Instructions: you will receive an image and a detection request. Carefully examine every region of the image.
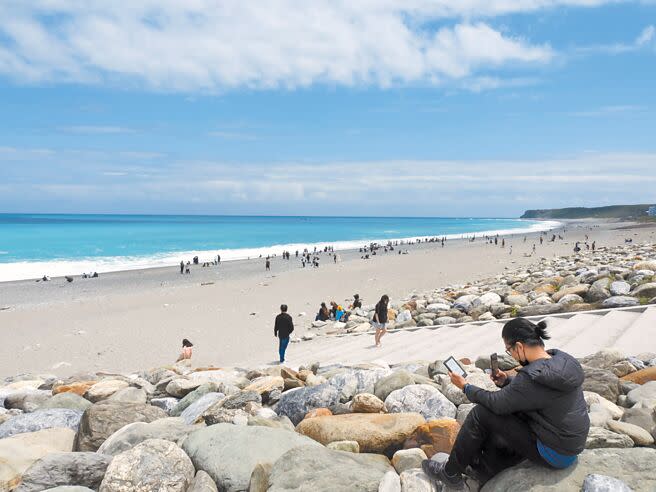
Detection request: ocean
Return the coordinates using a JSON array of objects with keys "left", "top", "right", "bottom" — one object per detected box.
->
[{"left": 0, "top": 214, "right": 559, "bottom": 282}]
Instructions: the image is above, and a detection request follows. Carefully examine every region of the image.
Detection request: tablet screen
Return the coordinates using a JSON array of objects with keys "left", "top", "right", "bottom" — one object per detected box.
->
[{"left": 444, "top": 357, "right": 466, "bottom": 377}]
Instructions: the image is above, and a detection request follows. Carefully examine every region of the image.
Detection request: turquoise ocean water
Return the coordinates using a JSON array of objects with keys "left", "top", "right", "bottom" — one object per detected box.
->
[{"left": 0, "top": 214, "right": 558, "bottom": 281}]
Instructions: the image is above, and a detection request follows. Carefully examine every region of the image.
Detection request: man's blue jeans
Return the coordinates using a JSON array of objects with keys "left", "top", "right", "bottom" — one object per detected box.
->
[{"left": 278, "top": 337, "right": 290, "bottom": 362}]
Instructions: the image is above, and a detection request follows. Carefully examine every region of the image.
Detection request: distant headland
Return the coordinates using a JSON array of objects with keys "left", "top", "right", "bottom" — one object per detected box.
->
[{"left": 521, "top": 204, "right": 656, "bottom": 220}]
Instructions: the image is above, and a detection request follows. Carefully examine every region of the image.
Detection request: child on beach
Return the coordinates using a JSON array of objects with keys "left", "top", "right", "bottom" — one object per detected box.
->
[{"left": 176, "top": 339, "right": 193, "bottom": 362}]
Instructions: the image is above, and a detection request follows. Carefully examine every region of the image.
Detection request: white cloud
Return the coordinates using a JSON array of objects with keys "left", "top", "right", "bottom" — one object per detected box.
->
[
  {"left": 61, "top": 126, "right": 135, "bottom": 134},
  {"left": 208, "top": 131, "right": 257, "bottom": 141},
  {"left": 0, "top": 1, "right": 564, "bottom": 91},
  {"left": 636, "top": 25, "right": 655, "bottom": 46}
]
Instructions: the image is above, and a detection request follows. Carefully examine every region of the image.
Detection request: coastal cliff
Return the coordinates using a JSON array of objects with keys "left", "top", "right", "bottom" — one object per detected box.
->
[{"left": 521, "top": 204, "right": 654, "bottom": 220}]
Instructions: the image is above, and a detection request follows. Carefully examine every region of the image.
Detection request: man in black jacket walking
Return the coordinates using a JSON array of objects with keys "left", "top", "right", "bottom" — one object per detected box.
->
[
  {"left": 423, "top": 318, "right": 589, "bottom": 488},
  {"left": 274, "top": 304, "right": 294, "bottom": 363}
]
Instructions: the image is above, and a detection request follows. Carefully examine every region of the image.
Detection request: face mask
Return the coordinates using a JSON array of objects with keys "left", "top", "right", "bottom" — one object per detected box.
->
[{"left": 518, "top": 358, "right": 530, "bottom": 367}]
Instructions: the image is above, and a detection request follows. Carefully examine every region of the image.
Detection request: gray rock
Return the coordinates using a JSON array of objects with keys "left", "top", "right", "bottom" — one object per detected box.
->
[
  {"left": 0, "top": 409, "right": 82, "bottom": 438},
  {"left": 504, "top": 294, "right": 528, "bottom": 307},
  {"left": 40, "top": 393, "right": 92, "bottom": 412},
  {"left": 610, "top": 281, "right": 631, "bottom": 296},
  {"left": 517, "top": 304, "right": 563, "bottom": 317},
  {"left": 607, "top": 420, "right": 654, "bottom": 446},
  {"left": 427, "top": 360, "right": 448, "bottom": 378},
  {"left": 188, "top": 470, "right": 218, "bottom": 492},
  {"left": 392, "top": 448, "right": 427, "bottom": 474},
  {"left": 219, "top": 390, "right": 261, "bottom": 410},
  {"left": 166, "top": 378, "right": 202, "bottom": 398},
  {"left": 385, "top": 384, "right": 456, "bottom": 420},
  {"left": 267, "top": 445, "right": 392, "bottom": 492},
  {"left": 626, "top": 381, "right": 656, "bottom": 409},
  {"left": 14, "top": 452, "right": 112, "bottom": 492},
  {"left": 585, "top": 427, "right": 634, "bottom": 448},
  {"left": 621, "top": 407, "right": 656, "bottom": 439},
  {"left": 43, "top": 488, "right": 94, "bottom": 492},
  {"left": 582, "top": 366, "right": 621, "bottom": 403},
  {"left": 3, "top": 390, "right": 51, "bottom": 412},
  {"left": 328, "top": 369, "right": 391, "bottom": 403},
  {"left": 170, "top": 383, "right": 219, "bottom": 416},
  {"left": 150, "top": 397, "right": 179, "bottom": 414},
  {"left": 97, "top": 417, "right": 197, "bottom": 456},
  {"left": 399, "top": 469, "right": 438, "bottom": 492},
  {"left": 581, "top": 349, "right": 627, "bottom": 371},
  {"left": 274, "top": 384, "right": 340, "bottom": 425},
  {"left": 601, "top": 296, "right": 639, "bottom": 308},
  {"left": 74, "top": 401, "right": 167, "bottom": 452},
  {"left": 182, "top": 423, "right": 322, "bottom": 492},
  {"left": 632, "top": 282, "right": 656, "bottom": 299},
  {"left": 378, "top": 470, "right": 402, "bottom": 492},
  {"left": 107, "top": 387, "right": 147, "bottom": 405},
  {"left": 180, "top": 392, "right": 225, "bottom": 424},
  {"left": 481, "top": 448, "right": 656, "bottom": 491},
  {"left": 581, "top": 474, "right": 633, "bottom": 492},
  {"left": 586, "top": 278, "right": 611, "bottom": 303},
  {"left": 456, "top": 403, "right": 476, "bottom": 425},
  {"left": 374, "top": 370, "right": 416, "bottom": 401},
  {"left": 99, "top": 438, "right": 194, "bottom": 492}
]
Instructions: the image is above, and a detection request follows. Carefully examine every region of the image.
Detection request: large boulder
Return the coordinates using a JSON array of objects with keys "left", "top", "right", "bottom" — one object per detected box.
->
[
  {"left": 621, "top": 407, "right": 656, "bottom": 439},
  {"left": 402, "top": 418, "right": 461, "bottom": 457},
  {"left": 582, "top": 367, "right": 621, "bottom": 403},
  {"left": 99, "top": 439, "right": 194, "bottom": 492},
  {"left": 517, "top": 304, "right": 563, "bottom": 317},
  {"left": 182, "top": 423, "right": 321, "bottom": 492},
  {"left": 166, "top": 379, "right": 202, "bottom": 398},
  {"left": 621, "top": 366, "right": 656, "bottom": 385},
  {"left": 0, "top": 429, "right": 75, "bottom": 492},
  {"left": 170, "top": 383, "right": 220, "bottom": 416},
  {"left": 581, "top": 349, "right": 627, "bottom": 371},
  {"left": 3, "top": 390, "right": 51, "bottom": 412},
  {"left": 180, "top": 393, "right": 225, "bottom": 425},
  {"left": 0, "top": 409, "right": 83, "bottom": 439},
  {"left": 274, "top": 384, "right": 340, "bottom": 425},
  {"left": 295, "top": 413, "right": 425, "bottom": 455},
  {"left": 552, "top": 284, "right": 589, "bottom": 302},
  {"left": 84, "top": 380, "right": 129, "bottom": 403},
  {"left": 14, "top": 452, "right": 112, "bottom": 492},
  {"left": 267, "top": 445, "right": 392, "bottom": 492},
  {"left": 374, "top": 370, "right": 416, "bottom": 402},
  {"left": 632, "top": 282, "right": 656, "bottom": 299},
  {"left": 74, "top": 402, "right": 166, "bottom": 452},
  {"left": 585, "top": 427, "right": 634, "bottom": 449},
  {"left": 586, "top": 278, "right": 611, "bottom": 303},
  {"left": 481, "top": 448, "right": 656, "bottom": 492},
  {"left": 97, "top": 417, "right": 198, "bottom": 456},
  {"left": 40, "top": 393, "right": 92, "bottom": 412},
  {"left": 610, "top": 281, "right": 631, "bottom": 296},
  {"left": 188, "top": 470, "right": 218, "bottom": 492},
  {"left": 328, "top": 369, "right": 391, "bottom": 403},
  {"left": 601, "top": 296, "right": 639, "bottom": 308},
  {"left": 385, "top": 385, "right": 456, "bottom": 420},
  {"left": 106, "top": 387, "right": 147, "bottom": 405},
  {"left": 626, "top": 381, "right": 656, "bottom": 409}
]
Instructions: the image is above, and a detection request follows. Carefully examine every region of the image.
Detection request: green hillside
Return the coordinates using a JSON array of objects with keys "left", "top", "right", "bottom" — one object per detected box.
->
[{"left": 521, "top": 204, "right": 654, "bottom": 219}]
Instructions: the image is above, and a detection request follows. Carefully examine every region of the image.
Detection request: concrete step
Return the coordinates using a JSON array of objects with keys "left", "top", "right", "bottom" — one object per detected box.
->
[
  {"left": 559, "top": 309, "right": 643, "bottom": 357},
  {"left": 611, "top": 307, "right": 656, "bottom": 356}
]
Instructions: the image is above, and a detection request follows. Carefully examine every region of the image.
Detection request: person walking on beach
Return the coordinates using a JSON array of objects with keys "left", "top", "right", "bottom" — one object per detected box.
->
[
  {"left": 373, "top": 294, "right": 389, "bottom": 348},
  {"left": 274, "top": 304, "right": 294, "bottom": 363},
  {"left": 180, "top": 261, "right": 184, "bottom": 274},
  {"left": 266, "top": 258, "right": 271, "bottom": 271},
  {"left": 176, "top": 339, "right": 193, "bottom": 362}
]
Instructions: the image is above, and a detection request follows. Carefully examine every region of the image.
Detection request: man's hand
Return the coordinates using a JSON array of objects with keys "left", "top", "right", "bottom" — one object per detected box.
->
[
  {"left": 449, "top": 371, "right": 466, "bottom": 390},
  {"left": 491, "top": 369, "right": 508, "bottom": 387}
]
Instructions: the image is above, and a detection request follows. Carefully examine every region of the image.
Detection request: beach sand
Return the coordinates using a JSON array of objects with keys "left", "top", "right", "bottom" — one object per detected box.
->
[{"left": 1, "top": 219, "right": 655, "bottom": 378}]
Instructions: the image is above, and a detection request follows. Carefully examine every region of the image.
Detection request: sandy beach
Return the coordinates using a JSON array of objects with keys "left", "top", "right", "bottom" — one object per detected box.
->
[{"left": 1, "top": 219, "right": 655, "bottom": 379}]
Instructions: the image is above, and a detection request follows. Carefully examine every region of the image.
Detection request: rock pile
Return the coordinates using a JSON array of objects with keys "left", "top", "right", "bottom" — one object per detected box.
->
[
  {"left": 1, "top": 347, "right": 656, "bottom": 491},
  {"left": 304, "top": 243, "right": 656, "bottom": 339}
]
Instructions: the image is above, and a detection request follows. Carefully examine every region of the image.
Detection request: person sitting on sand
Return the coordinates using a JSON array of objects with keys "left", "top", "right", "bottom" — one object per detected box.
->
[
  {"left": 422, "top": 318, "right": 589, "bottom": 488},
  {"left": 176, "top": 339, "right": 193, "bottom": 362},
  {"left": 315, "top": 302, "right": 330, "bottom": 321},
  {"left": 350, "top": 294, "right": 362, "bottom": 310},
  {"left": 373, "top": 294, "right": 389, "bottom": 347}
]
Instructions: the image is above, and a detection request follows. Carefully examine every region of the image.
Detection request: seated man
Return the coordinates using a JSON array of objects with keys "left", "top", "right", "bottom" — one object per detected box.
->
[{"left": 423, "top": 318, "right": 590, "bottom": 488}]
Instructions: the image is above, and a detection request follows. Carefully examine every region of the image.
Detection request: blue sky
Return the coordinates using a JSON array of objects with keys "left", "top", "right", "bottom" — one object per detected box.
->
[{"left": 0, "top": 1, "right": 655, "bottom": 217}]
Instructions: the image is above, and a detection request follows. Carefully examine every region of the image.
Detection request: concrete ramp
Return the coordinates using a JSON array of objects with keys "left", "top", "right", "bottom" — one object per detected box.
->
[{"left": 282, "top": 306, "right": 656, "bottom": 367}]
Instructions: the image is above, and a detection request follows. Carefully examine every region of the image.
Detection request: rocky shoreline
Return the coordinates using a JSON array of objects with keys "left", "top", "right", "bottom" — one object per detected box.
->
[
  {"left": 1, "top": 346, "right": 656, "bottom": 491},
  {"left": 304, "top": 242, "right": 656, "bottom": 339}
]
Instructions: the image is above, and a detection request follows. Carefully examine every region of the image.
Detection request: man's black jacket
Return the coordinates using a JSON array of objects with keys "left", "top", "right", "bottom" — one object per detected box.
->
[
  {"left": 274, "top": 312, "right": 294, "bottom": 339},
  {"left": 465, "top": 349, "right": 590, "bottom": 455}
]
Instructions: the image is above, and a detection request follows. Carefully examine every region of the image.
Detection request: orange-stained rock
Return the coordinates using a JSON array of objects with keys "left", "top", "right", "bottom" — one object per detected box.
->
[
  {"left": 403, "top": 301, "right": 418, "bottom": 311},
  {"left": 403, "top": 418, "right": 461, "bottom": 457},
  {"left": 304, "top": 408, "right": 333, "bottom": 420},
  {"left": 459, "top": 358, "right": 472, "bottom": 366},
  {"left": 52, "top": 381, "right": 96, "bottom": 396},
  {"left": 534, "top": 284, "right": 557, "bottom": 295},
  {"left": 297, "top": 412, "right": 426, "bottom": 455},
  {"left": 281, "top": 367, "right": 300, "bottom": 380},
  {"left": 387, "top": 309, "right": 397, "bottom": 321},
  {"left": 621, "top": 367, "right": 656, "bottom": 385}
]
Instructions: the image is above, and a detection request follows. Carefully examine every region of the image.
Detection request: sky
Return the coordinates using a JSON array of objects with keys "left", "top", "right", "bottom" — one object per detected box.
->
[{"left": 0, "top": 0, "right": 655, "bottom": 217}]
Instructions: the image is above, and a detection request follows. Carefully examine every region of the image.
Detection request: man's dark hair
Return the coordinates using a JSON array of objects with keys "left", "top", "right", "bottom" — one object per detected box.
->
[
  {"left": 280, "top": 304, "right": 288, "bottom": 312},
  {"left": 502, "top": 318, "right": 550, "bottom": 347},
  {"left": 182, "top": 338, "right": 193, "bottom": 347}
]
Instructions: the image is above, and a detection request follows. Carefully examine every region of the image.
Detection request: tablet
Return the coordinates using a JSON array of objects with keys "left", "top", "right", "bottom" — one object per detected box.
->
[{"left": 444, "top": 356, "right": 467, "bottom": 378}]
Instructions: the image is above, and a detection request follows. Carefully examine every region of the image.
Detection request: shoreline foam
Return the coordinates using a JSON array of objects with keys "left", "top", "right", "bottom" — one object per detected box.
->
[{"left": 0, "top": 219, "right": 560, "bottom": 282}]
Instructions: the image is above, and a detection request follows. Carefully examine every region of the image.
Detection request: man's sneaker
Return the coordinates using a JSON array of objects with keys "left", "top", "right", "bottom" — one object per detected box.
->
[{"left": 422, "top": 459, "right": 465, "bottom": 490}]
